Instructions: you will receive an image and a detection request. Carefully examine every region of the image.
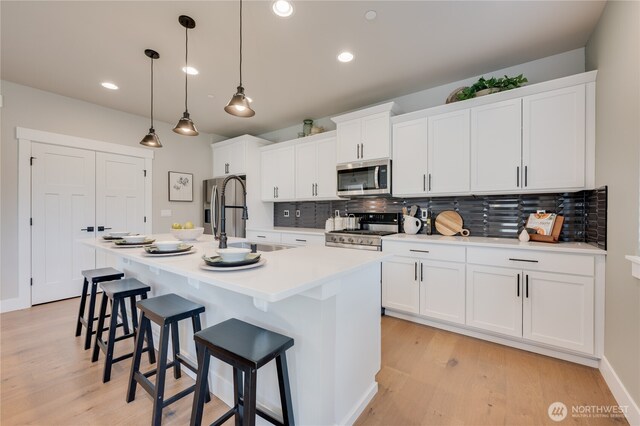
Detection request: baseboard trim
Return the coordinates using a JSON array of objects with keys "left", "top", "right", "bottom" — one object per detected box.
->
[
  {"left": 339, "top": 381, "right": 378, "bottom": 426},
  {"left": 0, "top": 296, "right": 30, "bottom": 313},
  {"left": 599, "top": 356, "right": 640, "bottom": 426}
]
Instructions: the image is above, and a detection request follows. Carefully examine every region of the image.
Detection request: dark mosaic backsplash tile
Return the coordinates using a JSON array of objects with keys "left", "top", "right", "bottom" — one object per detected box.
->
[{"left": 274, "top": 187, "right": 607, "bottom": 249}]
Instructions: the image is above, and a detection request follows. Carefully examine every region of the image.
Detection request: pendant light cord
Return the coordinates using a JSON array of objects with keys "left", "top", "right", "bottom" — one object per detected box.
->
[
  {"left": 239, "top": 0, "right": 243, "bottom": 87},
  {"left": 150, "top": 57, "right": 154, "bottom": 129},
  {"left": 184, "top": 25, "right": 189, "bottom": 113}
]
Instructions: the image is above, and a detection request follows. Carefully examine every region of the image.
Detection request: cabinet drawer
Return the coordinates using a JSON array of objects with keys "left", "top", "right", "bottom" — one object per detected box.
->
[
  {"left": 467, "top": 247, "right": 594, "bottom": 276},
  {"left": 383, "top": 241, "right": 465, "bottom": 262},
  {"left": 246, "top": 230, "right": 281, "bottom": 243},
  {"left": 281, "top": 233, "right": 325, "bottom": 246}
]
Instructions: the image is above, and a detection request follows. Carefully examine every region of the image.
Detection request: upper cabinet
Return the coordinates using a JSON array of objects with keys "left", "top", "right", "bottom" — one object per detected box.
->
[
  {"left": 392, "top": 71, "right": 596, "bottom": 197},
  {"left": 261, "top": 145, "right": 295, "bottom": 201},
  {"left": 295, "top": 135, "right": 338, "bottom": 200},
  {"left": 332, "top": 102, "right": 399, "bottom": 164},
  {"left": 212, "top": 135, "right": 271, "bottom": 178}
]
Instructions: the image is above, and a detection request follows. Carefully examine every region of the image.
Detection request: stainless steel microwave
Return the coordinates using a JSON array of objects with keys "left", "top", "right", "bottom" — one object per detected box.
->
[{"left": 336, "top": 159, "right": 391, "bottom": 197}]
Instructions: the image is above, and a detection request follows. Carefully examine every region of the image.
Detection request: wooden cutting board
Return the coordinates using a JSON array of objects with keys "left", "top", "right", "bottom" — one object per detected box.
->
[{"left": 435, "top": 211, "right": 470, "bottom": 236}]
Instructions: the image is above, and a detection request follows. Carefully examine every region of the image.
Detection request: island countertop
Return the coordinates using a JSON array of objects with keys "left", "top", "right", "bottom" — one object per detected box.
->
[{"left": 84, "top": 234, "right": 390, "bottom": 302}]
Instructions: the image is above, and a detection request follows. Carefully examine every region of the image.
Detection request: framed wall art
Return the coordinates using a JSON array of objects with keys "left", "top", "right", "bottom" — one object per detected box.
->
[{"left": 168, "top": 171, "right": 193, "bottom": 202}]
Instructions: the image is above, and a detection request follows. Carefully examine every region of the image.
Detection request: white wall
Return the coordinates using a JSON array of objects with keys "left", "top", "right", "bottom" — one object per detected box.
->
[
  {"left": 0, "top": 81, "right": 219, "bottom": 301},
  {"left": 259, "top": 48, "right": 586, "bottom": 142},
  {"left": 586, "top": 0, "right": 640, "bottom": 410}
]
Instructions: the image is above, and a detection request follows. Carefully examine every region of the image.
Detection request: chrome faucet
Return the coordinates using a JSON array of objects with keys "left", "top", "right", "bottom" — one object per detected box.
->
[{"left": 218, "top": 175, "right": 248, "bottom": 249}]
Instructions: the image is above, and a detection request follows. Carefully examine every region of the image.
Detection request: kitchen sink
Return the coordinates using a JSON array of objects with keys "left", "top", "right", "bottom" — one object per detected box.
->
[{"left": 228, "top": 241, "right": 295, "bottom": 252}]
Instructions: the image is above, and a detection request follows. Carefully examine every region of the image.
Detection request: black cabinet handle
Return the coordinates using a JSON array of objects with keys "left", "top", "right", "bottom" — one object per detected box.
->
[
  {"left": 81, "top": 226, "right": 94, "bottom": 232},
  {"left": 409, "top": 249, "right": 430, "bottom": 253},
  {"left": 508, "top": 258, "right": 539, "bottom": 263},
  {"left": 97, "top": 226, "right": 111, "bottom": 232},
  {"left": 516, "top": 166, "right": 520, "bottom": 187},
  {"left": 414, "top": 262, "right": 418, "bottom": 281},
  {"left": 361, "top": 143, "right": 364, "bottom": 158},
  {"left": 295, "top": 239, "right": 307, "bottom": 242},
  {"left": 423, "top": 174, "right": 426, "bottom": 191},
  {"left": 420, "top": 263, "right": 423, "bottom": 282},
  {"left": 526, "top": 274, "right": 529, "bottom": 298},
  {"left": 517, "top": 274, "right": 520, "bottom": 297},
  {"left": 257, "top": 235, "right": 266, "bottom": 238},
  {"left": 524, "top": 166, "right": 528, "bottom": 187},
  {"left": 428, "top": 174, "right": 432, "bottom": 191}
]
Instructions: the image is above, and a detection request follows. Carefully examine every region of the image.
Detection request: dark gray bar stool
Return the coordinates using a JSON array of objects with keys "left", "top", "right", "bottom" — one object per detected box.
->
[
  {"left": 126, "top": 293, "right": 210, "bottom": 426},
  {"left": 75, "top": 267, "right": 124, "bottom": 350},
  {"left": 190, "top": 318, "right": 295, "bottom": 426},
  {"left": 91, "top": 278, "right": 156, "bottom": 383}
]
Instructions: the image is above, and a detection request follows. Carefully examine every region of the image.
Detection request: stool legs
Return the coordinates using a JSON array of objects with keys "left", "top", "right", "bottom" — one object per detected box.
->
[
  {"left": 152, "top": 323, "right": 172, "bottom": 426},
  {"left": 126, "top": 313, "right": 148, "bottom": 403},
  {"left": 91, "top": 293, "right": 110, "bottom": 363},
  {"left": 190, "top": 344, "right": 211, "bottom": 426},
  {"left": 170, "top": 322, "right": 182, "bottom": 379},
  {"left": 276, "top": 352, "right": 294, "bottom": 426},
  {"left": 84, "top": 280, "right": 99, "bottom": 349},
  {"left": 75, "top": 278, "right": 89, "bottom": 337}
]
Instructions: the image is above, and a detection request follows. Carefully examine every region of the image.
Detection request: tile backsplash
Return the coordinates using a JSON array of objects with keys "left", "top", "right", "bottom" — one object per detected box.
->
[{"left": 274, "top": 187, "right": 607, "bottom": 249}]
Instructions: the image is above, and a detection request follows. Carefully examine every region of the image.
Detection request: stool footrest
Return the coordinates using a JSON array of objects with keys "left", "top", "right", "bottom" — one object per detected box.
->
[
  {"left": 113, "top": 332, "right": 135, "bottom": 343},
  {"left": 175, "top": 353, "right": 198, "bottom": 374},
  {"left": 211, "top": 408, "right": 236, "bottom": 426},
  {"left": 161, "top": 384, "right": 196, "bottom": 408}
]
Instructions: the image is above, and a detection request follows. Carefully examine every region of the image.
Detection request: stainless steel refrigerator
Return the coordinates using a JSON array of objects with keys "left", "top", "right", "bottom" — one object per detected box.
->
[{"left": 203, "top": 176, "right": 246, "bottom": 238}]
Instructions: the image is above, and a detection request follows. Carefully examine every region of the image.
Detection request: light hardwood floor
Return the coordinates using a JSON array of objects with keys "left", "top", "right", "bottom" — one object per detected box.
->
[{"left": 1, "top": 298, "right": 626, "bottom": 425}]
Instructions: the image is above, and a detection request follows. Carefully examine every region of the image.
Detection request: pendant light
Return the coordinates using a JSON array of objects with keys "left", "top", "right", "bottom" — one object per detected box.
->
[
  {"left": 225, "top": 0, "right": 255, "bottom": 118},
  {"left": 173, "top": 15, "right": 199, "bottom": 136},
  {"left": 140, "top": 49, "right": 162, "bottom": 148}
]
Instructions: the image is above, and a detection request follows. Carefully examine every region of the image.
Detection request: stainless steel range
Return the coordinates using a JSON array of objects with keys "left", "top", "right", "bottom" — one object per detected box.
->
[{"left": 325, "top": 213, "right": 400, "bottom": 251}]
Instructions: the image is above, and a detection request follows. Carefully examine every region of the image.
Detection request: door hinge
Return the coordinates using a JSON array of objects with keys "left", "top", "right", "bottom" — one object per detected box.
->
[
  {"left": 30, "top": 156, "right": 35, "bottom": 166},
  {"left": 144, "top": 216, "right": 147, "bottom": 223},
  {"left": 30, "top": 278, "right": 33, "bottom": 286},
  {"left": 143, "top": 169, "right": 147, "bottom": 177},
  {"left": 30, "top": 218, "right": 33, "bottom": 226}
]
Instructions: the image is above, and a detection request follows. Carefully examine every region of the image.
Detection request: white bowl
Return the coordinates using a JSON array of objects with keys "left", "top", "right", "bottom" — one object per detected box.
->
[
  {"left": 170, "top": 227, "right": 204, "bottom": 241},
  {"left": 121, "top": 234, "right": 147, "bottom": 243},
  {"left": 154, "top": 240, "right": 181, "bottom": 251},
  {"left": 109, "top": 231, "right": 130, "bottom": 237},
  {"left": 216, "top": 248, "right": 251, "bottom": 262}
]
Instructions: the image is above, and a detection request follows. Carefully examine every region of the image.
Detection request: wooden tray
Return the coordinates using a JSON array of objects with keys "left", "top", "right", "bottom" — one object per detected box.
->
[{"left": 528, "top": 215, "right": 564, "bottom": 243}]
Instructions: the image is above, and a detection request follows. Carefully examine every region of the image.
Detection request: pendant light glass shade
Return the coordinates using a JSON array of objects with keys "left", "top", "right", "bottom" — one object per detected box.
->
[
  {"left": 140, "top": 49, "right": 162, "bottom": 148},
  {"left": 225, "top": 0, "right": 255, "bottom": 118},
  {"left": 173, "top": 15, "right": 199, "bottom": 136}
]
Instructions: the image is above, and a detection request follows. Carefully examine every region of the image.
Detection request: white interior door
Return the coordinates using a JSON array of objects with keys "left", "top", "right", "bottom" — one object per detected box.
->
[
  {"left": 95, "top": 152, "right": 146, "bottom": 268},
  {"left": 31, "top": 143, "right": 96, "bottom": 304}
]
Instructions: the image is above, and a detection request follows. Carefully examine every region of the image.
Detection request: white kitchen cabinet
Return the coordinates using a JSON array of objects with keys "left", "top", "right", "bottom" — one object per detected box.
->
[
  {"left": 522, "top": 85, "right": 586, "bottom": 191},
  {"left": 246, "top": 229, "right": 281, "bottom": 243},
  {"left": 382, "top": 256, "right": 420, "bottom": 315},
  {"left": 466, "top": 247, "right": 595, "bottom": 354},
  {"left": 280, "top": 232, "right": 325, "bottom": 246},
  {"left": 392, "top": 118, "right": 428, "bottom": 196},
  {"left": 427, "top": 110, "right": 470, "bottom": 194},
  {"left": 295, "top": 136, "right": 338, "bottom": 200},
  {"left": 419, "top": 260, "right": 466, "bottom": 324},
  {"left": 470, "top": 99, "right": 522, "bottom": 192},
  {"left": 212, "top": 140, "right": 246, "bottom": 178},
  {"left": 333, "top": 102, "right": 398, "bottom": 164},
  {"left": 261, "top": 145, "right": 295, "bottom": 201}
]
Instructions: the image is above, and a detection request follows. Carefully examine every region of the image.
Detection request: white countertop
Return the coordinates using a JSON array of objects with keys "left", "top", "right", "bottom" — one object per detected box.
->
[
  {"left": 84, "top": 234, "right": 389, "bottom": 302},
  {"left": 383, "top": 233, "right": 606, "bottom": 255},
  {"left": 248, "top": 227, "right": 325, "bottom": 236}
]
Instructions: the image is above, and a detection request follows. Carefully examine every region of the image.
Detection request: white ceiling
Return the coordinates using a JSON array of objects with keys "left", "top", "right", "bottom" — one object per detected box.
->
[{"left": 1, "top": 1, "right": 606, "bottom": 138}]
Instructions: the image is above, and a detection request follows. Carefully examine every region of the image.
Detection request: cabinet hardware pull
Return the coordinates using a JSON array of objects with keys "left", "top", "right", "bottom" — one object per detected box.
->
[
  {"left": 273, "top": 187, "right": 276, "bottom": 199},
  {"left": 414, "top": 262, "right": 418, "bottom": 281},
  {"left": 524, "top": 166, "right": 528, "bottom": 187},
  {"left": 508, "top": 258, "right": 538, "bottom": 263},
  {"left": 361, "top": 143, "right": 364, "bottom": 158},
  {"left": 420, "top": 263, "right": 423, "bottom": 282},
  {"left": 312, "top": 183, "right": 314, "bottom": 196},
  {"left": 314, "top": 183, "right": 318, "bottom": 196},
  {"left": 295, "top": 239, "right": 306, "bottom": 242},
  {"left": 428, "top": 173, "right": 432, "bottom": 191},
  {"left": 276, "top": 187, "right": 279, "bottom": 198},
  {"left": 423, "top": 174, "right": 426, "bottom": 191},
  {"left": 409, "top": 249, "right": 430, "bottom": 253},
  {"left": 517, "top": 274, "right": 520, "bottom": 297},
  {"left": 257, "top": 235, "right": 266, "bottom": 238},
  {"left": 526, "top": 274, "right": 529, "bottom": 298},
  {"left": 356, "top": 144, "right": 360, "bottom": 159},
  {"left": 516, "top": 166, "right": 520, "bottom": 187}
]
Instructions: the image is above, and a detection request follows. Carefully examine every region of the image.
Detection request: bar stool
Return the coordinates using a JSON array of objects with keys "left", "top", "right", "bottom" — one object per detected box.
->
[
  {"left": 91, "top": 278, "right": 156, "bottom": 383},
  {"left": 75, "top": 267, "right": 125, "bottom": 350},
  {"left": 127, "top": 293, "right": 210, "bottom": 426},
  {"left": 190, "top": 318, "right": 295, "bottom": 426}
]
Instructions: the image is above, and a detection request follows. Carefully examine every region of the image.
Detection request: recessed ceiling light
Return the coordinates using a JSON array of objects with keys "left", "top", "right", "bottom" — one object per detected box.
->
[
  {"left": 272, "top": 0, "right": 294, "bottom": 17},
  {"left": 365, "top": 10, "right": 377, "bottom": 21},
  {"left": 182, "top": 66, "right": 199, "bottom": 75},
  {"left": 337, "top": 51, "right": 354, "bottom": 63},
  {"left": 101, "top": 82, "right": 119, "bottom": 90}
]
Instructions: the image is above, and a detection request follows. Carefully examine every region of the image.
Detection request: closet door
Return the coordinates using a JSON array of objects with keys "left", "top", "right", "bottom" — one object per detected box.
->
[{"left": 31, "top": 143, "right": 96, "bottom": 304}]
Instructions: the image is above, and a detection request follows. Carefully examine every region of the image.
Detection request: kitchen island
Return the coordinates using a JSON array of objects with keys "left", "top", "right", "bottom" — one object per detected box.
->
[{"left": 84, "top": 234, "right": 389, "bottom": 425}]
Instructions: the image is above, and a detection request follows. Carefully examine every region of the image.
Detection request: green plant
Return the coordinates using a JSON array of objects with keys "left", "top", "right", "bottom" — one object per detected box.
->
[{"left": 456, "top": 74, "right": 528, "bottom": 101}]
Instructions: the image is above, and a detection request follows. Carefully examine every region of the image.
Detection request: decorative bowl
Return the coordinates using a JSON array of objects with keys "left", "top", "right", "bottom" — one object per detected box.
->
[
  {"left": 121, "top": 234, "right": 147, "bottom": 243},
  {"left": 154, "top": 241, "right": 182, "bottom": 252},
  {"left": 216, "top": 248, "right": 251, "bottom": 263},
  {"left": 170, "top": 227, "right": 204, "bottom": 241}
]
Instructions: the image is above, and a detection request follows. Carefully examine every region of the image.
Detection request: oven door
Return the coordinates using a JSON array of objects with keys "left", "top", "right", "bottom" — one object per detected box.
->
[{"left": 336, "top": 159, "right": 391, "bottom": 197}]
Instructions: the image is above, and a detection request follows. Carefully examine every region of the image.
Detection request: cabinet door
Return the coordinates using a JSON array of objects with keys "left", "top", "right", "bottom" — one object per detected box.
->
[
  {"left": 315, "top": 137, "right": 338, "bottom": 198},
  {"left": 212, "top": 143, "right": 232, "bottom": 178},
  {"left": 382, "top": 257, "right": 420, "bottom": 314},
  {"left": 466, "top": 265, "right": 522, "bottom": 337},
  {"left": 522, "top": 85, "right": 585, "bottom": 190},
  {"left": 392, "top": 118, "right": 428, "bottom": 196},
  {"left": 336, "top": 119, "right": 361, "bottom": 163},
  {"left": 260, "top": 149, "right": 278, "bottom": 201},
  {"left": 427, "top": 110, "right": 470, "bottom": 193},
  {"left": 275, "top": 146, "right": 295, "bottom": 200},
  {"left": 471, "top": 99, "right": 522, "bottom": 192},
  {"left": 420, "top": 260, "right": 466, "bottom": 325},
  {"left": 295, "top": 142, "right": 317, "bottom": 199},
  {"left": 361, "top": 112, "right": 391, "bottom": 161},
  {"left": 523, "top": 271, "right": 594, "bottom": 354},
  {"left": 227, "top": 141, "right": 246, "bottom": 175}
]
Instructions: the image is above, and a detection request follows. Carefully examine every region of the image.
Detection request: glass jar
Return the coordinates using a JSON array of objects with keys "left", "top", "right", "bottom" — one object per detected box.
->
[{"left": 303, "top": 119, "right": 313, "bottom": 136}]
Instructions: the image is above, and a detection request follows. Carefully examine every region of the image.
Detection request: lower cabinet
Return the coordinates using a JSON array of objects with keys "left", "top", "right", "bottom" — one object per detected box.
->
[
  {"left": 382, "top": 256, "right": 465, "bottom": 324},
  {"left": 466, "top": 264, "right": 594, "bottom": 354}
]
